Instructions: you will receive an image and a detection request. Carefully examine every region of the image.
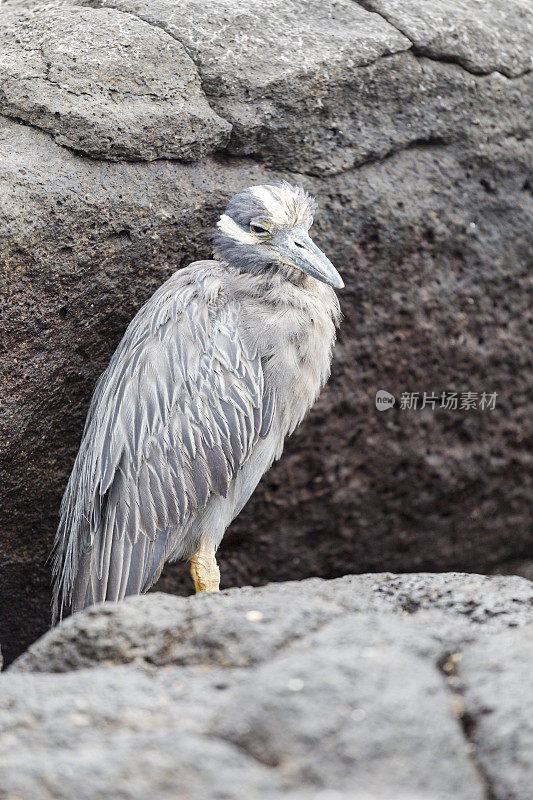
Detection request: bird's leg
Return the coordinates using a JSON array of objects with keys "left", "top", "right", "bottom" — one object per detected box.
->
[{"left": 189, "top": 539, "right": 220, "bottom": 593}]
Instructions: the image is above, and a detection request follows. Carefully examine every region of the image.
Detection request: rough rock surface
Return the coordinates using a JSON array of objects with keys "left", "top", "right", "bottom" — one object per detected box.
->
[
  {"left": 3, "top": 574, "right": 533, "bottom": 800},
  {"left": 0, "top": 0, "right": 532, "bottom": 665},
  {"left": 12, "top": 571, "right": 533, "bottom": 673},
  {"left": 456, "top": 627, "right": 533, "bottom": 800},
  {"left": 358, "top": 0, "right": 532, "bottom": 77},
  {"left": 56, "top": 0, "right": 531, "bottom": 173},
  {"left": 0, "top": 5, "right": 230, "bottom": 159}
]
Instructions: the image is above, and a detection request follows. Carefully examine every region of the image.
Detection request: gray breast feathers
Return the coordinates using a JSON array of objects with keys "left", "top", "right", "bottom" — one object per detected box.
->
[{"left": 52, "top": 264, "right": 276, "bottom": 620}]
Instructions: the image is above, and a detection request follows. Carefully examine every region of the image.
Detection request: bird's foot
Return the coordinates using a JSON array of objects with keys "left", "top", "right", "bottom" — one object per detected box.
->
[{"left": 190, "top": 542, "right": 220, "bottom": 593}]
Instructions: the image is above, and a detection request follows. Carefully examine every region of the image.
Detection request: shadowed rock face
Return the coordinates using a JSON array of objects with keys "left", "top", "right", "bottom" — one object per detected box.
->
[
  {"left": 0, "top": 0, "right": 532, "bottom": 665},
  {"left": 4, "top": 574, "right": 533, "bottom": 800}
]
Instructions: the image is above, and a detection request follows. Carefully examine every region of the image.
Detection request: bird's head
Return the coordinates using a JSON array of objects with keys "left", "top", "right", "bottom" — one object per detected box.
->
[{"left": 213, "top": 182, "right": 344, "bottom": 289}]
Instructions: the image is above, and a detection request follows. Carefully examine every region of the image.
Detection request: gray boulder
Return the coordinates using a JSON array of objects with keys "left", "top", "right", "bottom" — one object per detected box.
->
[
  {"left": 12, "top": 572, "right": 533, "bottom": 672},
  {"left": 2, "top": 573, "right": 533, "bottom": 800},
  {"left": 55, "top": 0, "right": 531, "bottom": 173},
  {"left": 0, "top": 0, "right": 531, "bottom": 668},
  {"left": 358, "top": 0, "right": 532, "bottom": 76},
  {"left": 0, "top": 5, "right": 230, "bottom": 159}
]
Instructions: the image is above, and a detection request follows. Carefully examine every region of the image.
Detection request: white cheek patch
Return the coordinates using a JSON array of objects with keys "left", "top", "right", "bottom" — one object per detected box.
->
[
  {"left": 250, "top": 185, "right": 288, "bottom": 226},
  {"left": 217, "top": 214, "right": 259, "bottom": 245}
]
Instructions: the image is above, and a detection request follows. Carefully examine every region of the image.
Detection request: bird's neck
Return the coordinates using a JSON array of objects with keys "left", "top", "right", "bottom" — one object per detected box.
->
[{"left": 219, "top": 260, "right": 341, "bottom": 328}]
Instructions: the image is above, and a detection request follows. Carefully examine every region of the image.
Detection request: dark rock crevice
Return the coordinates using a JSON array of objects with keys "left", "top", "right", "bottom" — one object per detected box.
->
[
  {"left": 408, "top": 47, "right": 531, "bottom": 80},
  {"left": 438, "top": 650, "right": 498, "bottom": 800},
  {"left": 353, "top": 0, "right": 521, "bottom": 79},
  {"left": 0, "top": 107, "right": 451, "bottom": 176},
  {"left": 0, "top": 66, "right": 529, "bottom": 177}
]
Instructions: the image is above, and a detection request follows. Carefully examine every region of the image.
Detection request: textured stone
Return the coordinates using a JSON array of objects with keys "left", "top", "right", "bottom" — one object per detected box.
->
[
  {"left": 65, "top": 0, "right": 531, "bottom": 173},
  {"left": 2, "top": 574, "right": 533, "bottom": 800},
  {"left": 211, "top": 615, "right": 484, "bottom": 799},
  {"left": 0, "top": 665, "right": 288, "bottom": 800},
  {"left": 456, "top": 626, "right": 533, "bottom": 800},
  {"left": 0, "top": 0, "right": 531, "bottom": 666},
  {"left": 11, "top": 573, "right": 533, "bottom": 673},
  {"left": 358, "top": 0, "right": 533, "bottom": 77},
  {"left": 0, "top": 5, "right": 230, "bottom": 159}
]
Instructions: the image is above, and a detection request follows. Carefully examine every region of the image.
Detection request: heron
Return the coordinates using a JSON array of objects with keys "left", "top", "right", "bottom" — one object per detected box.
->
[{"left": 52, "top": 181, "right": 343, "bottom": 622}]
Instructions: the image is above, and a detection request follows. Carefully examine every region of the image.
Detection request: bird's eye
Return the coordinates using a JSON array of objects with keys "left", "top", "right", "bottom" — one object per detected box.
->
[{"left": 250, "top": 223, "right": 269, "bottom": 236}]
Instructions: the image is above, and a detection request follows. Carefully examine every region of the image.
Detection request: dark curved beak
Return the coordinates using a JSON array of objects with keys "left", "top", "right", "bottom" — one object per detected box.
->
[{"left": 272, "top": 231, "right": 344, "bottom": 289}]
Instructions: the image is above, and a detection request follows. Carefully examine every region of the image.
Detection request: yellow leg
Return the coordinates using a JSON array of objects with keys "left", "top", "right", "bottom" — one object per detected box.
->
[{"left": 189, "top": 539, "right": 220, "bottom": 593}]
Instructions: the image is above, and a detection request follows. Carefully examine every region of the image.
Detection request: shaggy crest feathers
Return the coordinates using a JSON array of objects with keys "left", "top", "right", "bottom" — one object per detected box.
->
[{"left": 248, "top": 182, "right": 317, "bottom": 227}]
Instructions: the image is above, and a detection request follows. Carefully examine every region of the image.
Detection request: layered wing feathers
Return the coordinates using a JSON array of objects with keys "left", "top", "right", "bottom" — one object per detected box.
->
[{"left": 52, "top": 265, "right": 274, "bottom": 620}]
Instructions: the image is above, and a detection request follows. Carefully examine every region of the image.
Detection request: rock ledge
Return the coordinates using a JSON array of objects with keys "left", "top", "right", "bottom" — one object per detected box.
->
[{"left": 2, "top": 573, "right": 532, "bottom": 800}]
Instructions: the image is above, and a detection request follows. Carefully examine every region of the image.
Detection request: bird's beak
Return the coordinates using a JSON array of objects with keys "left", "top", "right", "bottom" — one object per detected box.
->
[{"left": 272, "top": 231, "right": 344, "bottom": 289}]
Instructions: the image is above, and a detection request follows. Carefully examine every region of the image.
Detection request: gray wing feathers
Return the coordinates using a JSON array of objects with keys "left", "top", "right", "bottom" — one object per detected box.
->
[{"left": 52, "top": 267, "right": 274, "bottom": 621}]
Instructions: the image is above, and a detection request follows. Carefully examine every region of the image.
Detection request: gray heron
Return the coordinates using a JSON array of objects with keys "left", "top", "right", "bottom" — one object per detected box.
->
[{"left": 52, "top": 181, "right": 343, "bottom": 621}]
